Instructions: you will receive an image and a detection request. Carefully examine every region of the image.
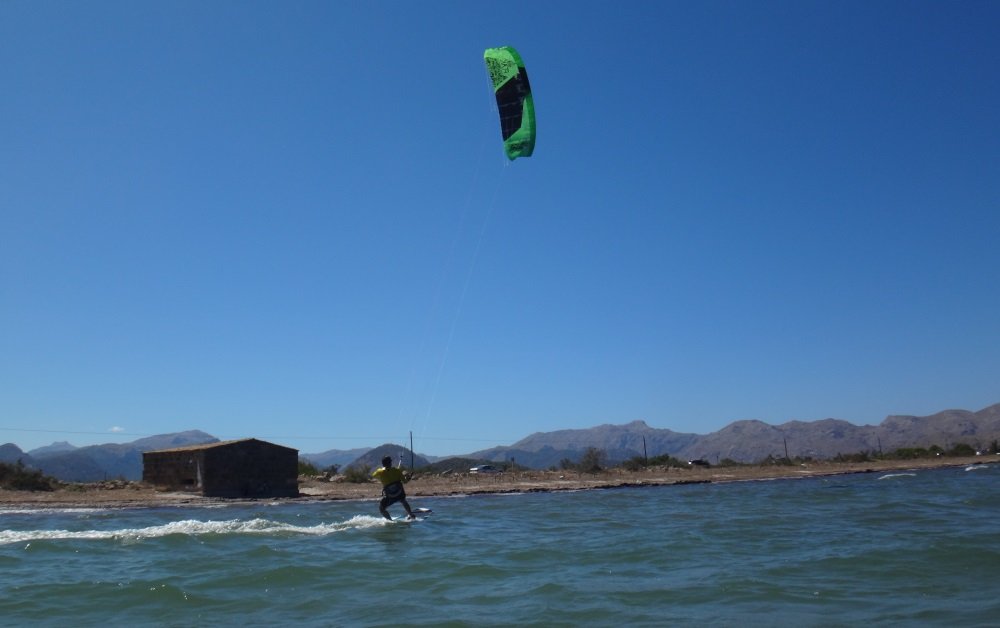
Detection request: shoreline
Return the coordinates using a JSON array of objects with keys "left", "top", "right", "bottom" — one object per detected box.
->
[{"left": 1, "top": 456, "right": 994, "bottom": 511}]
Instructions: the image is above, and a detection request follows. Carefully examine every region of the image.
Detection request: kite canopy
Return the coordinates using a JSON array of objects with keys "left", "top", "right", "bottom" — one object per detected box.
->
[{"left": 483, "top": 46, "right": 535, "bottom": 160}]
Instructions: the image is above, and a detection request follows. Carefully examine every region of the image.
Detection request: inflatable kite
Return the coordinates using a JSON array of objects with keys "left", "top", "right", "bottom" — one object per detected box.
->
[{"left": 483, "top": 46, "right": 535, "bottom": 160}]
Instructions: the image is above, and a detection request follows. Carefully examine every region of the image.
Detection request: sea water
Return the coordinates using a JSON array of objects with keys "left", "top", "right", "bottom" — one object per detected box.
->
[{"left": 1, "top": 464, "right": 997, "bottom": 627}]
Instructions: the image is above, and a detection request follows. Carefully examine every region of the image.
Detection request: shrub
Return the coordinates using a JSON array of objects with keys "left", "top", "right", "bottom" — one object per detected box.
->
[
  {"left": 298, "top": 459, "right": 320, "bottom": 476},
  {"left": 0, "top": 460, "right": 57, "bottom": 491},
  {"left": 833, "top": 451, "right": 873, "bottom": 463},
  {"left": 947, "top": 443, "right": 976, "bottom": 457},
  {"left": 890, "top": 447, "right": 930, "bottom": 460},
  {"left": 757, "top": 455, "right": 794, "bottom": 466},
  {"left": 650, "top": 454, "right": 686, "bottom": 468},
  {"left": 343, "top": 464, "right": 372, "bottom": 483},
  {"left": 622, "top": 456, "right": 646, "bottom": 472}
]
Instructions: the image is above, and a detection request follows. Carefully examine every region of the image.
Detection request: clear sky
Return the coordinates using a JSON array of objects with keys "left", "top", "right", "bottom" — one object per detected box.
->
[{"left": 2, "top": 1, "right": 998, "bottom": 456}]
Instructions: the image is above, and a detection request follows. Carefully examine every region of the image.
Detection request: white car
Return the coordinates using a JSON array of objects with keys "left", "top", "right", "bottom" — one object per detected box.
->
[{"left": 469, "top": 465, "right": 499, "bottom": 474}]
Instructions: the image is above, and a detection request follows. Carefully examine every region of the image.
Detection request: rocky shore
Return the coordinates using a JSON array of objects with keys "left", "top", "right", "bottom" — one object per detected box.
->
[{"left": 1, "top": 456, "right": 993, "bottom": 510}]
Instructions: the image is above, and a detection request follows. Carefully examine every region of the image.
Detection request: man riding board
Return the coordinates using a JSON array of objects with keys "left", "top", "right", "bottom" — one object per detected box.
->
[{"left": 372, "top": 456, "right": 416, "bottom": 520}]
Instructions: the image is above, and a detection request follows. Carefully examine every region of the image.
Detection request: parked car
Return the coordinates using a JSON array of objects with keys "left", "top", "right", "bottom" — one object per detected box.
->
[{"left": 469, "top": 465, "right": 499, "bottom": 474}]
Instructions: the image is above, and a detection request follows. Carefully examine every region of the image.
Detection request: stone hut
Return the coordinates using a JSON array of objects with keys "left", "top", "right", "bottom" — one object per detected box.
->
[{"left": 142, "top": 438, "right": 299, "bottom": 498}]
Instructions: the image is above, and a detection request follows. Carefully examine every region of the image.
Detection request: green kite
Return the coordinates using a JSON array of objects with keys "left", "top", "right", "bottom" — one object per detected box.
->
[{"left": 483, "top": 46, "right": 536, "bottom": 160}]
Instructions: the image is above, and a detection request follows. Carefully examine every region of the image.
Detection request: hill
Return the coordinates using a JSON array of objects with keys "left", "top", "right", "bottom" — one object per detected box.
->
[
  {"left": 0, "top": 443, "right": 35, "bottom": 467},
  {"left": 464, "top": 404, "right": 1000, "bottom": 469},
  {"left": 28, "top": 441, "right": 77, "bottom": 457},
  {"left": 420, "top": 457, "right": 496, "bottom": 474},
  {"left": 877, "top": 405, "right": 1000, "bottom": 451},
  {"left": 345, "top": 443, "right": 431, "bottom": 470},
  {"left": 27, "top": 430, "right": 219, "bottom": 482},
  {"left": 467, "top": 421, "right": 700, "bottom": 469},
  {"left": 5, "top": 403, "right": 998, "bottom": 479},
  {"left": 301, "top": 447, "right": 372, "bottom": 470},
  {"left": 677, "top": 404, "right": 1000, "bottom": 463}
]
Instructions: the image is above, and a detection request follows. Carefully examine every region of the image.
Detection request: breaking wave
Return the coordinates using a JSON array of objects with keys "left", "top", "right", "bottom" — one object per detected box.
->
[{"left": 0, "top": 514, "right": 393, "bottom": 546}]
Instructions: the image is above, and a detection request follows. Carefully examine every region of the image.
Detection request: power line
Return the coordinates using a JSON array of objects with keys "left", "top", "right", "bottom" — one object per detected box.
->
[{"left": 0, "top": 426, "right": 512, "bottom": 445}]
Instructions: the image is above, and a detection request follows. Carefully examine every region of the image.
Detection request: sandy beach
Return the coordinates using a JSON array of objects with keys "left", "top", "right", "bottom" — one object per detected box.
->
[{"left": 1, "top": 456, "right": 993, "bottom": 510}]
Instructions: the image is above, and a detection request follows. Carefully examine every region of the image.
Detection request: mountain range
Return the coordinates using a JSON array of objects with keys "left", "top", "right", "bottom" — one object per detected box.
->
[
  {"left": 464, "top": 403, "right": 1000, "bottom": 468},
  {"left": 2, "top": 403, "right": 997, "bottom": 482},
  {"left": 0, "top": 431, "right": 217, "bottom": 482}
]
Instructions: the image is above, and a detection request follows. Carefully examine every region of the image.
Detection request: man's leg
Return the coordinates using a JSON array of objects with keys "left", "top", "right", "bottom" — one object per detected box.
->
[{"left": 379, "top": 497, "right": 392, "bottom": 520}]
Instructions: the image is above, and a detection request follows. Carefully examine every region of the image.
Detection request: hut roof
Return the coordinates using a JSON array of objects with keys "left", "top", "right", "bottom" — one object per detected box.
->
[{"left": 144, "top": 438, "right": 297, "bottom": 454}]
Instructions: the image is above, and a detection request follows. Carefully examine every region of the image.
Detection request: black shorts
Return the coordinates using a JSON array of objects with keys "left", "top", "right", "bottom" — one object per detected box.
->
[{"left": 381, "top": 481, "right": 406, "bottom": 506}]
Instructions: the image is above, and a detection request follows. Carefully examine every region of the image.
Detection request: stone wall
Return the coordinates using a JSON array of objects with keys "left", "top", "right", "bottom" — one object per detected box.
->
[{"left": 143, "top": 439, "right": 299, "bottom": 498}]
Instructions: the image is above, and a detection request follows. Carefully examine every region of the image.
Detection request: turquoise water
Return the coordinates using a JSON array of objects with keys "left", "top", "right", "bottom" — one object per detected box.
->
[{"left": 2, "top": 465, "right": 998, "bottom": 627}]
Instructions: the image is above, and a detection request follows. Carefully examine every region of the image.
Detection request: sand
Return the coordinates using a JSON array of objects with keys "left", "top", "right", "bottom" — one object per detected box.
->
[{"left": 1, "top": 456, "right": 994, "bottom": 510}]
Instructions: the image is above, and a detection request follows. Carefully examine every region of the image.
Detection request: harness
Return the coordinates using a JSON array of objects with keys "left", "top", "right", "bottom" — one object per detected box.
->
[{"left": 382, "top": 481, "right": 404, "bottom": 500}]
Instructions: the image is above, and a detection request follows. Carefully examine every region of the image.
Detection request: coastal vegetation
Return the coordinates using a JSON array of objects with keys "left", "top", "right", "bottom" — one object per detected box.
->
[
  {"left": 621, "top": 453, "right": 688, "bottom": 471},
  {"left": 298, "top": 459, "right": 320, "bottom": 476},
  {"left": 0, "top": 460, "right": 58, "bottom": 491},
  {"left": 528, "top": 440, "right": 996, "bottom": 475},
  {"left": 409, "top": 441, "right": 996, "bottom": 479},
  {"left": 343, "top": 464, "right": 372, "bottom": 483},
  {"left": 615, "top": 440, "right": 996, "bottom": 471}
]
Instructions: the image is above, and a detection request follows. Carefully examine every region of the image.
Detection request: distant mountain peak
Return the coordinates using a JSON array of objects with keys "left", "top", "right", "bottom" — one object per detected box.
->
[
  {"left": 23, "top": 430, "right": 220, "bottom": 482},
  {"left": 622, "top": 419, "right": 651, "bottom": 429},
  {"left": 28, "top": 441, "right": 78, "bottom": 457},
  {"left": 0, "top": 443, "right": 28, "bottom": 464}
]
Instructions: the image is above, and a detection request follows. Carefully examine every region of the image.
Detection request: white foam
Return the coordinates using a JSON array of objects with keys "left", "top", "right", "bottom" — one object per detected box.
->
[
  {"left": 877, "top": 473, "right": 917, "bottom": 480},
  {"left": 965, "top": 465, "right": 989, "bottom": 471},
  {"left": 0, "top": 514, "right": 392, "bottom": 546},
  {"left": 0, "top": 507, "right": 111, "bottom": 516}
]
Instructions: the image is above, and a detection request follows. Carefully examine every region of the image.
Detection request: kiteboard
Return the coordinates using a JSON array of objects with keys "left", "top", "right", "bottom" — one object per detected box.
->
[{"left": 392, "top": 507, "right": 433, "bottom": 523}]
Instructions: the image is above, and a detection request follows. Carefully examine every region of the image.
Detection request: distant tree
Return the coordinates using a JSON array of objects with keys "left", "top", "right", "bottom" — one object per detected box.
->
[
  {"left": 559, "top": 458, "right": 576, "bottom": 471},
  {"left": 298, "top": 459, "right": 320, "bottom": 476},
  {"left": 578, "top": 447, "right": 606, "bottom": 473},
  {"left": 325, "top": 464, "right": 340, "bottom": 475},
  {"left": 947, "top": 443, "right": 976, "bottom": 457}
]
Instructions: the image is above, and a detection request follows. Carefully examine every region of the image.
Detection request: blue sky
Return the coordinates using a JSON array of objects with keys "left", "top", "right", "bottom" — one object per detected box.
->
[{"left": 2, "top": 1, "right": 998, "bottom": 456}]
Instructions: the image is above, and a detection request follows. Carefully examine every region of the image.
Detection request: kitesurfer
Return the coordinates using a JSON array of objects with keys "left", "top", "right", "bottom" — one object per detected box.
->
[{"left": 372, "top": 456, "right": 416, "bottom": 520}]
